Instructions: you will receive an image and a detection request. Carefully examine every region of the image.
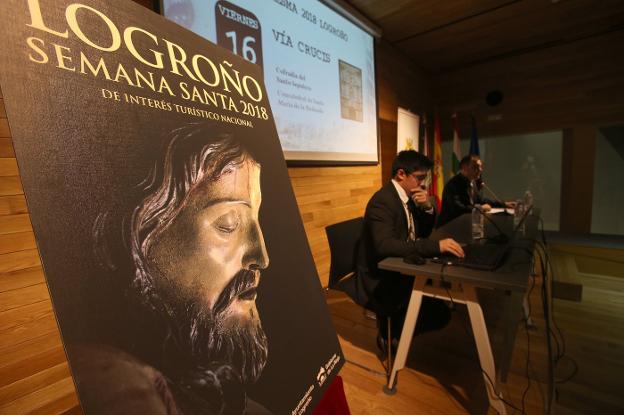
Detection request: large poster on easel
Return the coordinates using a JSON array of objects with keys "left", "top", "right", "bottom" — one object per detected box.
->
[{"left": 0, "top": 0, "right": 343, "bottom": 413}]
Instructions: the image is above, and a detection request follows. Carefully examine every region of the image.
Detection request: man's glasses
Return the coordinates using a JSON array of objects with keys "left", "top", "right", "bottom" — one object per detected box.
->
[
  {"left": 410, "top": 172, "right": 431, "bottom": 186},
  {"left": 411, "top": 173, "right": 428, "bottom": 181}
]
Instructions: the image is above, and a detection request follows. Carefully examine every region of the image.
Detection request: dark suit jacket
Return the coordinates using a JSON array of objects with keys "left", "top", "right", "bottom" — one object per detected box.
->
[
  {"left": 437, "top": 174, "right": 503, "bottom": 228},
  {"left": 356, "top": 182, "right": 440, "bottom": 315}
]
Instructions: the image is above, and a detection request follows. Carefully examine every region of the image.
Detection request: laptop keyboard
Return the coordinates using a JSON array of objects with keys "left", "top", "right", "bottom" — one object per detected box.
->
[
  {"left": 434, "top": 242, "right": 508, "bottom": 270},
  {"left": 462, "top": 244, "right": 507, "bottom": 267}
]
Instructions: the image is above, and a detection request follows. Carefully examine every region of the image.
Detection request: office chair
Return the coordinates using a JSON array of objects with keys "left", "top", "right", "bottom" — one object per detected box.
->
[
  {"left": 325, "top": 217, "right": 368, "bottom": 307},
  {"left": 325, "top": 217, "right": 394, "bottom": 383}
]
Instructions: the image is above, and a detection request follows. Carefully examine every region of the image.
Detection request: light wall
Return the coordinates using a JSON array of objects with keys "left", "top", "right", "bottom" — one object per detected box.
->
[
  {"left": 440, "top": 131, "right": 563, "bottom": 231},
  {"left": 591, "top": 127, "right": 624, "bottom": 235}
]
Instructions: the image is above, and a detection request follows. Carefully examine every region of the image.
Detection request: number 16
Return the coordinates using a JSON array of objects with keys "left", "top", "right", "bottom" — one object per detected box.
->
[{"left": 225, "top": 31, "right": 258, "bottom": 64}]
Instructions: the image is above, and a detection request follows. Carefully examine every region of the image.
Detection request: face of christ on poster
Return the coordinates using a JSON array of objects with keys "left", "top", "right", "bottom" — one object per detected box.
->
[{"left": 81, "top": 124, "right": 274, "bottom": 414}]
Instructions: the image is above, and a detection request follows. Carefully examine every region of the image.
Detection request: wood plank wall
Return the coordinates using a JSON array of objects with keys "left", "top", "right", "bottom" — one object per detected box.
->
[
  {"left": 0, "top": 2, "right": 429, "bottom": 413},
  {"left": 0, "top": 87, "right": 80, "bottom": 413},
  {"left": 560, "top": 126, "right": 597, "bottom": 233},
  {"left": 432, "top": 30, "right": 624, "bottom": 138}
]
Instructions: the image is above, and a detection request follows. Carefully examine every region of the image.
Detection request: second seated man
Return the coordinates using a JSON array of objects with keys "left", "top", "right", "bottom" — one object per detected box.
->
[{"left": 438, "top": 154, "right": 514, "bottom": 228}]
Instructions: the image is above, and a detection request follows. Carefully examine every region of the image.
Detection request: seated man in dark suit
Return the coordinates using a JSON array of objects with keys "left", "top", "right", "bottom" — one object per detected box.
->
[
  {"left": 438, "top": 154, "right": 511, "bottom": 228},
  {"left": 357, "top": 150, "right": 464, "bottom": 351}
]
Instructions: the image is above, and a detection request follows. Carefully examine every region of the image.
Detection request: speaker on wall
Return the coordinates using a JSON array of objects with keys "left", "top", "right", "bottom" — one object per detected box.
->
[{"left": 486, "top": 90, "right": 504, "bottom": 107}]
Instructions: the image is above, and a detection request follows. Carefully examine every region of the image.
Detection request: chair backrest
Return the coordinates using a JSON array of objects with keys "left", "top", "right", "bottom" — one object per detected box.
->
[{"left": 325, "top": 217, "right": 363, "bottom": 288}]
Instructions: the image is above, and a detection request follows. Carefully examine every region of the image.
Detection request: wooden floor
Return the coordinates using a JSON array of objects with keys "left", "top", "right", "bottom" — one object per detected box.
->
[{"left": 329, "top": 243, "right": 624, "bottom": 415}]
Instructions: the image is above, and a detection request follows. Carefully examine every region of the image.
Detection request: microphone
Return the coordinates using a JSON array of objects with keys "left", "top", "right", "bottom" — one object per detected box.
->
[{"left": 480, "top": 179, "right": 510, "bottom": 214}]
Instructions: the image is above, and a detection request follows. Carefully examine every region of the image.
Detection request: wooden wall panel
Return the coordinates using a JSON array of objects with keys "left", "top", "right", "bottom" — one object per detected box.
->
[
  {"left": 0, "top": 175, "right": 23, "bottom": 196},
  {"left": 0, "top": 213, "right": 32, "bottom": 234},
  {"left": 0, "top": 231, "right": 37, "bottom": 255},
  {"left": 432, "top": 30, "right": 624, "bottom": 138},
  {"left": 0, "top": 157, "right": 17, "bottom": 176},
  {"left": 0, "top": 81, "right": 77, "bottom": 412},
  {"left": 379, "top": 118, "right": 398, "bottom": 184},
  {"left": 376, "top": 40, "right": 431, "bottom": 182},
  {"left": 0, "top": 139, "right": 15, "bottom": 158},
  {"left": 0, "top": 194, "right": 28, "bottom": 216},
  {"left": 560, "top": 126, "right": 597, "bottom": 233},
  {"left": 0, "top": 331, "right": 66, "bottom": 384},
  {"left": 377, "top": 40, "right": 430, "bottom": 122},
  {"left": 0, "top": 266, "right": 45, "bottom": 293},
  {"left": 0, "top": 119, "right": 10, "bottom": 138},
  {"left": 0, "top": 377, "right": 78, "bottom": 415},
  {"left": 0, "top": 249, "right": 41, "bottom": 275},
  {"left": 289, "top": 165, "right": 381, "bottom": 286}
]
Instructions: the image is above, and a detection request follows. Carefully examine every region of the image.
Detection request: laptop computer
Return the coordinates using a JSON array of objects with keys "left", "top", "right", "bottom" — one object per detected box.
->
[{"left": 432, "top": 206, "right": 532, "bottom": 271}]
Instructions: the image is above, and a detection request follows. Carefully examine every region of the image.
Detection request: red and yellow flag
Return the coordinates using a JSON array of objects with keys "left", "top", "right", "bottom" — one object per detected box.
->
[
  {"left": 422, "top": 115, "right": 430, "bottom": 157},
  {"left": 422, "top": 115, "right": 434, "bottom": 198},
  {"left": 432, "top": 116, "right": 444, "bottom": 211}
]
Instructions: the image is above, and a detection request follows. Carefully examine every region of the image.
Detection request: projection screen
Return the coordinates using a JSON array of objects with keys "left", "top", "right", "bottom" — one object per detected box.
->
[{"left": 162, "top": 0, "right": 379, "bottom": 164}]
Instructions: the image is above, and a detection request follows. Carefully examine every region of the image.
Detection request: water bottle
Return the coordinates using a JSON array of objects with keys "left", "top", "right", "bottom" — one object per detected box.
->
[
  {"left": 514, "top": 200, "right": 525, "bottom": 235},
  {"left": 524, "top": 190, "right": 534, "bottom": 208},
  {"left": 472, "top": 204, "right": 485, "bottom": 240}
]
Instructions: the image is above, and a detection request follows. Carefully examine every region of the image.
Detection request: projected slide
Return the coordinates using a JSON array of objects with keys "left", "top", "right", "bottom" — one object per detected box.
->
[{"left": 163, "top": 0, "right": 378, "bottom": 163}]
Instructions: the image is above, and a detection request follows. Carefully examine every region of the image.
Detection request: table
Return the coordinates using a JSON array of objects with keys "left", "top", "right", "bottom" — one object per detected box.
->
[{"left": 378, "top": 213, "right": 538, "bottom": 415}]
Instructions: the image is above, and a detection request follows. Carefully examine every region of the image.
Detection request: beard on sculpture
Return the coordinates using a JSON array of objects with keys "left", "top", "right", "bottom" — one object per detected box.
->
[{"left": 161, "top": 268, "right": 269, "bottom": 385}]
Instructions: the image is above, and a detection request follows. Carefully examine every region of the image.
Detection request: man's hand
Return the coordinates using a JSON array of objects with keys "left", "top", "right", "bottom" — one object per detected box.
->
[
  {"left": 439, "top": 238, "right": 465, "bottom": 257},
  {"left": 411, "top": 187, "right": 432, "bottom": 210},
  {"left": 505, "top": 201, "right": 516, "bottom": 208},
  {"left": 481, "top": 204, "right": 492, "bottom": 212}
]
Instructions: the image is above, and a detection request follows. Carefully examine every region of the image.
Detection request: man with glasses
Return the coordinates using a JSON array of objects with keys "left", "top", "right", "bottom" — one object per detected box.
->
[
  {"left": 438, "top": 154, "right": 511, "bottom": 228},
  {"left": 358, "top": 150, "right": 464, "bottom": 354}
]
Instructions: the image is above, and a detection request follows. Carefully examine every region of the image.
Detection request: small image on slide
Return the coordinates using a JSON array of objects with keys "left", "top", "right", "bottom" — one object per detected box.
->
[{"left": 338, "top": 59, "right": 363, "bottom": 122}]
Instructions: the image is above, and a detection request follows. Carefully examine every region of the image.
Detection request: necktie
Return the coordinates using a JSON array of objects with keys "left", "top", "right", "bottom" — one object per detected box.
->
[{"left": 406, "top": 200, "right": 416, "bottom": 241}]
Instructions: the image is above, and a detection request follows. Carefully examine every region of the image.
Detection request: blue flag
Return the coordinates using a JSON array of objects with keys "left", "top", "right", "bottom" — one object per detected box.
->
[{"left": 469, "top": 115, "right": 480, "bottom": 156}]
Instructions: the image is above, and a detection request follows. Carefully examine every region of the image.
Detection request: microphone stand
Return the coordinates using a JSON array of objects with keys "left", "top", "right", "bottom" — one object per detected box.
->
[
  {"left": 472, "top": 204, "right": 508, "bottom": 243},
  {"left": 481, "top": 180, "right": 511, "bottom": 214}
]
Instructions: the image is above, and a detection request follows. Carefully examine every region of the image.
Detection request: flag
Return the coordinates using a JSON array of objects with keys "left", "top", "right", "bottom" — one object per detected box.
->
[
  {"left": 451, "top": 112, "right": 461, "bottom": 175},
  {"left": 421, "top": 115, "right": 430, "bottom": 157},
  {"left": 432, "top": 116, "right": 444, "bottom": 211},
  {"left": 421, "top": 115, "right": 435, "bottom": 198},
  {"left": 469, "top": 115, "right": 480, "bottom": 156}
]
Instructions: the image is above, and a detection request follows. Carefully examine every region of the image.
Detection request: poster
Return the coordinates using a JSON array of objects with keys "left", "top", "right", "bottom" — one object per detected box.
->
[
  {"left": 0, "top": 0, "right": 343, "bottom": 413},
  {"left": 397, "top": 107, "right": 419, "bottom": 153}
]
